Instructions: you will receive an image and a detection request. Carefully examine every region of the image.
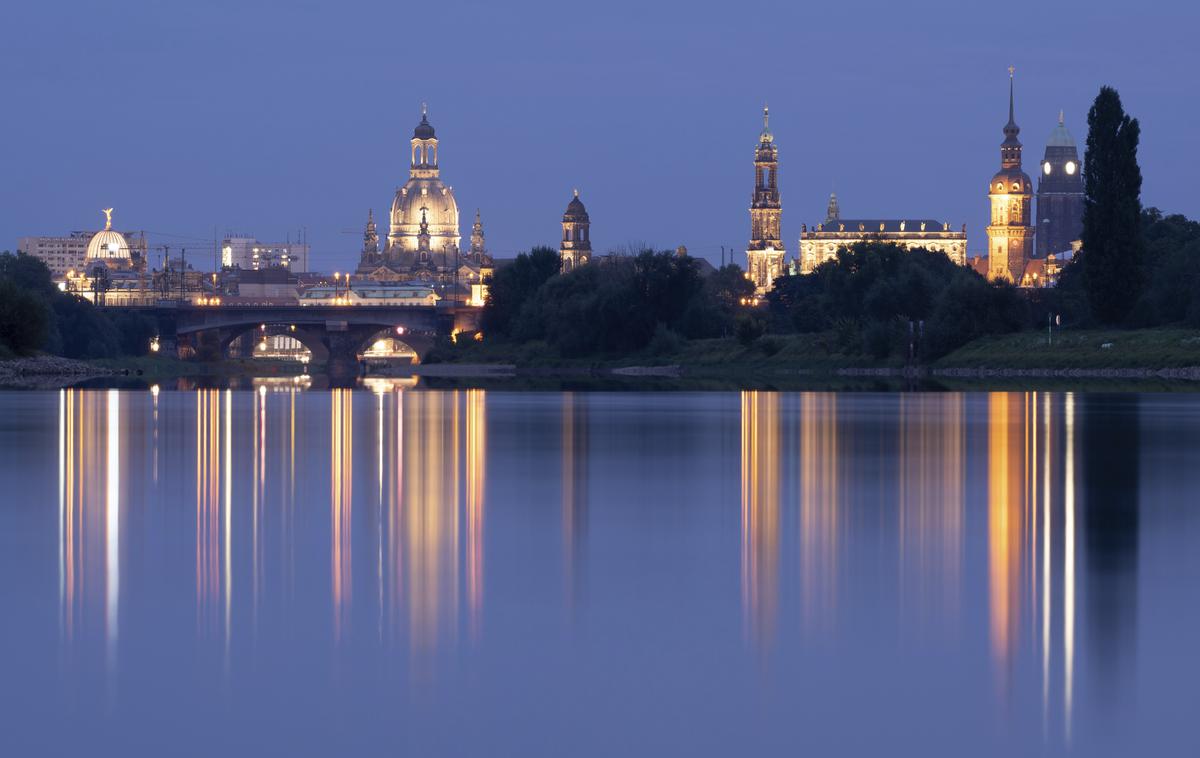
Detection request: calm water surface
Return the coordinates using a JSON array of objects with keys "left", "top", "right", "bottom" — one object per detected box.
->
[{"left": 1, "top": 385, "right": 1198, "bottom": 756}]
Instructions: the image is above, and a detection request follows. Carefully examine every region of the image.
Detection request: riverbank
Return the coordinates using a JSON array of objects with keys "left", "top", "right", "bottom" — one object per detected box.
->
[
  {"left": 0, "top": 355, "right": 116, "bottom": 389},
  {"left": 431, "top": 328, "right": 1200, "bottom": 377}
]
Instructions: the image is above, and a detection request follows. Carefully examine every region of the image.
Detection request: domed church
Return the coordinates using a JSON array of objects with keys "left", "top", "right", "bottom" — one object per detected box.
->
[{"left": 356, "top": 105, "right": 492, "bottom": 291}]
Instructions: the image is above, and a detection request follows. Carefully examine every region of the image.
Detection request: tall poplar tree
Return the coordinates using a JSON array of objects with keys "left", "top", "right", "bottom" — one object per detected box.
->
[{"left": 1081, "top": 87, "right": 1144, "bottom": 324}]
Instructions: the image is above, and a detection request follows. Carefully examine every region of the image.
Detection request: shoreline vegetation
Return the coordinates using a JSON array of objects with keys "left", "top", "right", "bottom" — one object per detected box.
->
[{"left": 3, "top": 327, "right": 1200, "bottom": 390}]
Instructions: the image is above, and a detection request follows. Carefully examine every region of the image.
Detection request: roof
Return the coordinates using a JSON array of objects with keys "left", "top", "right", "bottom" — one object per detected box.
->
[
  {"left": 808, "top": 219, "right": 960, "bottom": 235},
  {"left": 413, "top": 111, "right": 436, "bottom": 140},
  {"left": 1046, "top": 113, "right": 1076, "bottom": 148}
]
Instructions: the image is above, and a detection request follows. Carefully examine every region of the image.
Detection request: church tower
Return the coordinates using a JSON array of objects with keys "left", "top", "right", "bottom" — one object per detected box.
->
[
  {"left": 746, "top": 106, "right": 784, "bottom": 294},
  {"left": 362, "top": 209, "right": 379, "bottom": 259},
  {"left": 560, "top": 190, "right": 591, "bottom": 271},
  {"left": 825, "top": 191, "right": 840, "bottom": 224},
  {"left": 1037, "top": 111, "right": 1084, "bottom": 257},
  {"left": 469, "top": 209, "right": 487, "bottom": 264},
  {"left": 986, "top": 69, "right": 1035, "bottom": 283}
]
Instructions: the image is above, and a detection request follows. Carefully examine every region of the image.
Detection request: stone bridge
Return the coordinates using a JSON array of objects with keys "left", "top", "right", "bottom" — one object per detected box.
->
[{"left": 122, "top": 303, "right": 481, "bottom": 377}]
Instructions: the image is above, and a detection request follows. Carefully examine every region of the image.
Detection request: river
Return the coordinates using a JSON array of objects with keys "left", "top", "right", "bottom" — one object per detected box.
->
[{"left": 1, "top": 385, "right": 1197, "bottom": 755}]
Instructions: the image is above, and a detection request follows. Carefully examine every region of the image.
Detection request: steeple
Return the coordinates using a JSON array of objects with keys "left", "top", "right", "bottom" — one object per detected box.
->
[
  {"left": 825, "top": 192, "right": 840, "bottom": 224},
  {"left": 747, "top": 106, "right": 784, "bottom": 294},
  {"left": 1001, "top": 66, "right": 1023, "bottom": 169}
]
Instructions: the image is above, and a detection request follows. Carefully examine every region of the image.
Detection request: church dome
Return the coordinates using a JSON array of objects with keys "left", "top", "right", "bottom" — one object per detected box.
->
[
  {"left": 85, "top": 209, "right": 130, "bottom": 261},
  {"left": 563, "top": 191, "right": 589, "bottom": 222}
]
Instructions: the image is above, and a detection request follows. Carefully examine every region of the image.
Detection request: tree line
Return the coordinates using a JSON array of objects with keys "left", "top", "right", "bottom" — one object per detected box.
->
[{"left": 0, "top": 253, "right": 155, "bottom": 359}]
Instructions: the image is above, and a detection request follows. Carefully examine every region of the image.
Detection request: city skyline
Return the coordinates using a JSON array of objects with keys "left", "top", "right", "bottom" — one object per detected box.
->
[{"left": 4, "top": 0, "right": 1197, "bottom": 271}]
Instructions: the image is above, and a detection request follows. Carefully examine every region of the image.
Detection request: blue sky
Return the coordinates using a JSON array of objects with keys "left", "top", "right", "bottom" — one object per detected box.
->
[{"left": 3, "top": 0, "right": 1197, "bottom": 270}]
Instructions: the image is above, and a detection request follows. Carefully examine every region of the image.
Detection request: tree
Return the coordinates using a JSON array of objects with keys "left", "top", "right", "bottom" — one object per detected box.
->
[
  {"left": 0, "top": 279, "right": 50, "bottom": 355},
  {"left": 0, "top": 252, "right": 57, "bottom": 298},
  {"left": 1081, "top": 86, "right": 1144, "bottom": 325},
  {"left": 481, "top": 246, "right": 561, "bottom": 338}
]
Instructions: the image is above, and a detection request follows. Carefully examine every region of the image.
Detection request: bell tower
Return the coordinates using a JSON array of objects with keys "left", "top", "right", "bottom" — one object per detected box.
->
[
  {"left": 1037, "top": 111, "right": 1085, "bottom": 257},
  {"left": 746, "top": 106, "right": 784, "bottom": 294},
  {"left": 560, "top": 190, "right": 592, "bottom": 271},
  {"left": 986, "top": 68, "right": 1035, "bottom": 283}
]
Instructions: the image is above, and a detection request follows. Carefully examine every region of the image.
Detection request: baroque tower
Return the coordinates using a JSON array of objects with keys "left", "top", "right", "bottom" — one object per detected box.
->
[
  {"left": 1036, "top": 111, "right": 1084, "bottom": 257},
  {"left": 560, "top": 190, "right": 591, "bottom": 271},
  {"left": 746, "top": 106, "right": 784, "bottom": 294},
  {"left": 986, "top": 68, "right": 1035, "bottom": 283},
  {"left": 362, "top": 209, "right": 379, "bottom": 257},
  {"left": 469, "top": 209, "right": 487, "bottom": 263}
]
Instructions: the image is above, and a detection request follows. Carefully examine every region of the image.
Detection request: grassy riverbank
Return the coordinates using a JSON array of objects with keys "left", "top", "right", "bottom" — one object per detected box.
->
[
  {"left": 437, "top": 328, "right": 1200, "bottom": 375},
  {"left": 934, "top": 329, "right": 1200, "bottom": 369}
]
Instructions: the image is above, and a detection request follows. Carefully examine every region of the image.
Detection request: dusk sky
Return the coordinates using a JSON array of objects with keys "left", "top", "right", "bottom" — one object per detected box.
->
[{"left": 4, "top": 0, "right": 1198, "bottom": 270}]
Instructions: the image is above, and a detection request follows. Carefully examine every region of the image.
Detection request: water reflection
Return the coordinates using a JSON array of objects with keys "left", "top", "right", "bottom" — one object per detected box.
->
[
  {"left": 41, "top": 387, "right": 1166, "bottom": 751},
  {"left": 741, "top": 391, "right": 780, "bottom": 648},
  {"left": 59, "top": 390, "right": 122, "bottom": 668},
  {"left": 562, "top": 393, "right": 588, "bottom": 612}
]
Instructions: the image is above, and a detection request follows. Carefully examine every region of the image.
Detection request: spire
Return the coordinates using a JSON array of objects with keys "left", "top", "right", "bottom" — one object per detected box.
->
[
  {"left": 1007, "top": 66, "right": 1016, "bottom": 127},
  {"left": 763, "top": 104, "right": 770, "bottom": 131},
  {"left": 1058, "top": 109, "right": 1064, "bottom": 126}
]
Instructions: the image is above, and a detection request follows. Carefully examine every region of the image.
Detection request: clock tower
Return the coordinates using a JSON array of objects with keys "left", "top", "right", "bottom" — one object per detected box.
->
[{"left": 1036, "top": 112, "right": 1084, "bottom": 257}]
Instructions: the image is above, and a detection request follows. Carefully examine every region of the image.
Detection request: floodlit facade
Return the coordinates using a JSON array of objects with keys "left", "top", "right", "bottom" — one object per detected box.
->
[
  {"left": 746, "top": 106, "right": 785, "bottom": 294},
  {"left": 299, "top": 281, "right": 440, "bottom": 307},
  {"left": 798, "top": 195, "right": 968, "bottom": 272}
]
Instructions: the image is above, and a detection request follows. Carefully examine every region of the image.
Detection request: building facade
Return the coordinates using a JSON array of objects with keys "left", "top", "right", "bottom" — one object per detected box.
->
[
  {"left": 221, "top": 236, "right": 309, "bottom": 272},
  {"left": 799, "top": 195, "right": 968, "bottom": 272},
  {"left": 19, "top": 208, "right": 147, "bottom": 277},
  {"left": 1036, "top": 112, "right": 1084, "bottom": 257},
  {"left": 560, "top": 190, "right": 592, "bottom": 270},
  {"left": 356, "top": 106, "right": 491, "bottom": 291},
  {"left": 985, "top": 70, "right": 1035, "bottom": 283},
  {"left": 746, "top": 106, "right": 784, "bottom": 294}
]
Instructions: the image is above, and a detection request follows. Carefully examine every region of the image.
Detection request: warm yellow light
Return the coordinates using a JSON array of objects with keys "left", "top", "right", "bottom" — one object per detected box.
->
[{"left": 473, "top": 331, "right": 483, "bottom": 342}]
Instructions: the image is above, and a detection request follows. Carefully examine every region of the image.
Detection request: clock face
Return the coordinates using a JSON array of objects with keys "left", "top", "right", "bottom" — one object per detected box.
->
[{"left": 1065, "top": 161, "right": 1077, "bottom": 175}]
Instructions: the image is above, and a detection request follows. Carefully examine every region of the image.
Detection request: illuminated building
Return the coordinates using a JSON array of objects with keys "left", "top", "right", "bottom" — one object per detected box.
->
[
  {"left": 798, "top": 196, "right": 968, "bottom": 272},
  {"left": 356, "top": 105, "right": 492, "bottom": 293},
  {"left": 985, "top": 68, "right": 1035, "bottom": 283},
  {"left": 58, "top": 209, "right": 164, "bottom": 305},
  {"left": 1036, "top": 112, "right": 1084, "bottom": 258},
  {"left": 559, "top": 190, "right": 592, "bottom": 271},
  {"left": 745, "top": 106, "right": 785, "bottom": 294},
  {"left": 220, "top": 235, "right": 309, "bottom": 272},
  {"left": 19, "top": 208, "right": 147, "bottom": 278}
]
